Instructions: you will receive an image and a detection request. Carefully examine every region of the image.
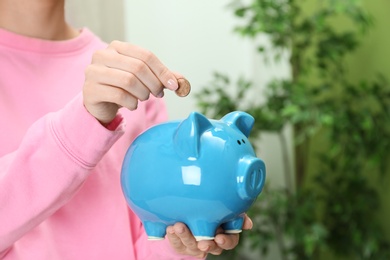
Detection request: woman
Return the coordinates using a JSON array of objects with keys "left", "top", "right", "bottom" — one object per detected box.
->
[{"left": 0, "top": 0, "right": 252, "bottom": 259}]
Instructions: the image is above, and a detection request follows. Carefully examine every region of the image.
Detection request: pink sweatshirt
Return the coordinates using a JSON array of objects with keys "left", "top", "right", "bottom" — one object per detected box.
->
[{"left": 0, "top": 28, "right": 197, "bottom": 260}]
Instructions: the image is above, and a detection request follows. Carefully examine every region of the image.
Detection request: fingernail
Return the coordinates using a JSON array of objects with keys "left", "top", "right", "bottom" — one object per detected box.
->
[
  {"left": 199, "top": 245, "right": 210, "bottom": 252},
  {"left": 215, "top": 237, "right": 224, "bottom": 245},
  {"left": 167, "top": 79, "right": 179, "bottom": 90},
  {"left": 175, "top": 226, "right": 185, "bottom": 234},
  {"left": 156, "top": 90, "right": 164, "bottom": 98},
  {"left": 167, "top": 227, "right": 175, "bottom": 234},
  {"left": 248, "top": 219, "right": 253, "bottom": 230}
]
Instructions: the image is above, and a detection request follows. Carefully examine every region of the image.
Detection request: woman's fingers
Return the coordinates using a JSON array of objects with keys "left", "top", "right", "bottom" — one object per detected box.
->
[
  {"left": 107, "top": 41, "right": 179, "bottom": 91},
  {"left": 213, "top": 233, "right": 240, "bottom": 251},
  {"left": 172, "top": 223, "right": 200, "bottom": 253},
  {"left": 242, "top": 214, "right": 253, "bottom": 230},
  {"left": 85, "top": 65, "right": 150, "bottom": 101},
  {"left": 83, "top": 41, "right": 181, "bottom": 124},
  {"left": 83, "top": 81, "right": 138, "bottom": 124},
  {"left": 166, "top": 216, "right": 254, "bottom": 258},
  {"left": 166, "top": 223, "right": 207, "bottom": 258},
  {"left": 91, "top": 48, "right": 164, "bottom": 97}
]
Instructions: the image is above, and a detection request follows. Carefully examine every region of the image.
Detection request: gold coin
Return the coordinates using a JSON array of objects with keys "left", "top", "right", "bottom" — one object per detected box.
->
[{"left": 175, "top": 78, "right": 191, "bottom": 97}]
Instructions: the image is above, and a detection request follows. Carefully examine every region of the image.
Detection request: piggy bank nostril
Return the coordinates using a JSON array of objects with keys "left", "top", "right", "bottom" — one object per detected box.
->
[
  {"left": 250, "top": 169, "right": 259, "bottom": 190},
  {"left": 249, "top": 167, "right": 265, "bottom": 192}
]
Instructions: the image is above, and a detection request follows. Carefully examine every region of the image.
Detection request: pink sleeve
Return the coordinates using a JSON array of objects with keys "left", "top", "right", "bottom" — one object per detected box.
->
[{"left": 0, "top": 94, "right": 124, "bottom": 253}]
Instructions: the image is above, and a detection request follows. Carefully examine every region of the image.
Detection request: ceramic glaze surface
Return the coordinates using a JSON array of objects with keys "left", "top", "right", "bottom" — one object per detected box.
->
[{"left": 121, "top": 111, "right": 266, "bottom": 241}]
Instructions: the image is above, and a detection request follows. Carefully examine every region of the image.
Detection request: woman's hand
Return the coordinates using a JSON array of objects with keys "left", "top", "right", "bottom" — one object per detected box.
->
[
  {"left": 166, "top": 214, "right": 254, "bottom": 259},
  {"left": 83, "top": 40, "right": 179, "bottom": 124}
]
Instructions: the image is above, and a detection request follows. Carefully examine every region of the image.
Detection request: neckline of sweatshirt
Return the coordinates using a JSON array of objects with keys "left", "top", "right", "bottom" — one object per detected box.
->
[{"left": 0, "top": 27, "right": 95, "bottom": 54}]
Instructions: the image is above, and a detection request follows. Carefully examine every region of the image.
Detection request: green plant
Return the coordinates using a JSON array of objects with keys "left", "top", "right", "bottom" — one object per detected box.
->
[{"left": 197, "top": 0, "right": 390, "bottom": 259}]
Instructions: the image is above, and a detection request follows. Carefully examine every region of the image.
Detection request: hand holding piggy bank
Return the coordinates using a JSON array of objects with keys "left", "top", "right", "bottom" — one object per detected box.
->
[{"left": 121, "top": 111, "right": 266, "bottom": 241}]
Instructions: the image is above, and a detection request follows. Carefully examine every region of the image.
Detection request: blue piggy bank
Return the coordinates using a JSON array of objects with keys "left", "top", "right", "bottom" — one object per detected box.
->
[{"left": 121, "top": 111, "right": 266, "bottom": 241}]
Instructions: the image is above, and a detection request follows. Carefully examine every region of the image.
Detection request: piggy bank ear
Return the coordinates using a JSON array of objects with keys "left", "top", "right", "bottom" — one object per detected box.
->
[
  {"left": 174, "top": 112, "right": 213, "bottom": 158},
  {"left": 221, "top": 111, "right": 254, "bottom": 137}
]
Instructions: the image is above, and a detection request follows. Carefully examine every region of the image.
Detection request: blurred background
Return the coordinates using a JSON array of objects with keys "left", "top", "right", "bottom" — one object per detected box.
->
[{"left": 66, "top": 1, "right": 390, "bottom": 259}]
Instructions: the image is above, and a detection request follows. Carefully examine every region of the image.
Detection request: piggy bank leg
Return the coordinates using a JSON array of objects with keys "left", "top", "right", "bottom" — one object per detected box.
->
[
  {"left": 143, "top": 221, "right": 167, "bottom": 240},
  {"left": 187, "top": 222, "right": 219, "bottom": 241},
  {"left": 221, "top": 214, "right": 245, "bottom": 234}
]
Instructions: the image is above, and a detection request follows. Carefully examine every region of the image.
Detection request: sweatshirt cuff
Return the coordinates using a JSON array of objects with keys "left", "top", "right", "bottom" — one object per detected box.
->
[{"left": 50, "top": 93, "right": 125, "bottom": 169}]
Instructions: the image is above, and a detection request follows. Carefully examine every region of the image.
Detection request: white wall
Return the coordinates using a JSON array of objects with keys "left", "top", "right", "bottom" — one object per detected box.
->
[
  {"left": 124, "top": 0, "right": 254, "bottom": 120},
  {"left": 65, "top": 0, "right": 125, "bottom": 42}
]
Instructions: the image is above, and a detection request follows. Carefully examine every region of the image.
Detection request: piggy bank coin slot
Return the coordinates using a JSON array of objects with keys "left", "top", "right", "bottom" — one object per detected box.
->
[{"left": 236, "top": 139, "right": 246, "bottom": 145}]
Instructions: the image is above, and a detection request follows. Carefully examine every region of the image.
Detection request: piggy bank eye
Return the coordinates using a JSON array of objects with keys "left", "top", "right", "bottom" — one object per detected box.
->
[
  {"left": 242, "top": 139, "right": 246, "bottom": 144},
  {"left": 237, "top": 140, "right": 242, "bottom": 145}
]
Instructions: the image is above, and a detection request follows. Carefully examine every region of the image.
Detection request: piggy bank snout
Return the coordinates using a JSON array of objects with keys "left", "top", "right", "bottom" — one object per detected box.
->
[{"left": 237, "top": 157, "right": 266, "bottom": 200}]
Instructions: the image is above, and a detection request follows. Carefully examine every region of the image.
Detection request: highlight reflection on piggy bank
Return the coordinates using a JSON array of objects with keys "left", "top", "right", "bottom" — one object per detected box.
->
[{"left": 121, "top": 111, "right": 266, "bottom": 241}]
